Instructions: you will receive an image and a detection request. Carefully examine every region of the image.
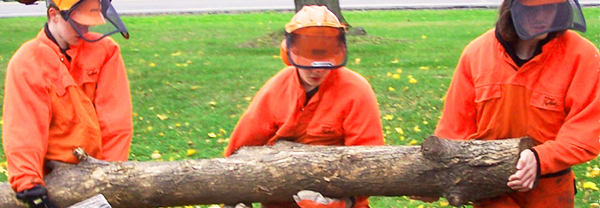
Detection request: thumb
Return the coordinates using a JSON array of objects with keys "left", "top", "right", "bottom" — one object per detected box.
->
[{"left": 516, "top": 151, "right": 529, "bottom": 170}]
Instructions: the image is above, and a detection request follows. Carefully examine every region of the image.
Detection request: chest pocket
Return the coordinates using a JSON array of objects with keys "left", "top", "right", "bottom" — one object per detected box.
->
[
  {"left": 79, "top": 68, "right": 100, "bottom": 101},
  {"left": 307, "top": 122, "right": 342, "bottom": 137},
  {"left": 52, "top": 69, "right": 77, "bottom": 97},
  {"left": 529, "top": 91, "right": 564, "bottom": 111},
  {"left": 474, "top": 84, "right": 502, "bottom": 103},
  {"left": 50, "top": 70, "right": 81, "bottom": 129}
]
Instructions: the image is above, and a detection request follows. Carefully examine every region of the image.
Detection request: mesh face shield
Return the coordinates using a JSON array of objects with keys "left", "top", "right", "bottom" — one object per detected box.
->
[
  {"left": 285, "top": 27, "right": 347, "bottom": 69},
  {"left": 49, "top": 0, "right": 129, "bottom": 42},
  {"left": 510, "top": 0, "right": 586, "bottom": 40}
]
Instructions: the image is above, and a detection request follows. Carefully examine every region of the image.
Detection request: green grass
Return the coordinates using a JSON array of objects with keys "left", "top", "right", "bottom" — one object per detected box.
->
[{"left": 0, "top": 8, "right": 600, "bottom": 208}]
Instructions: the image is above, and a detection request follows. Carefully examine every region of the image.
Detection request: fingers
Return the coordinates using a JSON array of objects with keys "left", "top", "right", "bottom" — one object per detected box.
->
[
  {"left": 507, "top": 149, "right": 537, "bottom": 191},
  {"left": 223, "top": 203, "right": 252, "bottom": 208}
]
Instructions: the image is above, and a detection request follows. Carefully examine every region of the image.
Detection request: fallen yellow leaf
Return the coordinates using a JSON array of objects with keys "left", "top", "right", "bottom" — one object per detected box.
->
[
  {"left": 395, "top": 127, "right": 404, "bottom": 135},
  {"left": 383, "top": 114, "right": 394, "bottom": 120},
  {"left": 409, "top": 77, "right": 418, "bottom": 84},
  {"left": 186, "top": 149, "right": 196, "bottom": 157},
  {"left": 151, "top": 150, "right": 161, "bottom": 160},
  {"left": 413, "top": 125, "right": 421, "bottom": 132},
  {"left": 156, "top": 114, "right": 169, "bottom": 120},
  {"left": 583, "top": 181, "right": 599, "bottom": 191},
  {"left": 208, "top": 132, "right": 217, "bottom": 138},
  {"left": 589, "top": 167, "right": 600, "bottom": 178}
]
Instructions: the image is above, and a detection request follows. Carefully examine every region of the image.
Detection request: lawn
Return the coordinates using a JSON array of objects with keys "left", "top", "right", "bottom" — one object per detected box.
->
[{"left": 0, "top": 7, "right": 599, "bottom": 208}]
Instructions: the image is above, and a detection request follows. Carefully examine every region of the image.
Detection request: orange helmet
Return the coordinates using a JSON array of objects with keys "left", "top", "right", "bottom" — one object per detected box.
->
[
  {"left": 284, "top": 5, "right": 347, "bottom": 69},
  {"left": 285, "top": 5, "right": 346, "bottom": 33},
  {"left": 517, "top": 0, "right": 566, "bottom": 6}
]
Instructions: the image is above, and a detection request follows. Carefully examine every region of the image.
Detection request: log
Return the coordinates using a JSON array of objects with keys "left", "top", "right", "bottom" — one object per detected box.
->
[{"left": 0, "top": 136, "right": 535, "bottom": 208}]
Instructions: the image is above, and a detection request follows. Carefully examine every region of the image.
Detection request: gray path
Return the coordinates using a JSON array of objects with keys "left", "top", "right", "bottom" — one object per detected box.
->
[{"left": 0, "top": 0, "right": 598, "bottom": 18}]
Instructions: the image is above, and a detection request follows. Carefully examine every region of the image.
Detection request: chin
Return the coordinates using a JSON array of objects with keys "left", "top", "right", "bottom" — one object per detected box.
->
[{"left": 530, "top": 32, "right": 549, "bottom": 40}]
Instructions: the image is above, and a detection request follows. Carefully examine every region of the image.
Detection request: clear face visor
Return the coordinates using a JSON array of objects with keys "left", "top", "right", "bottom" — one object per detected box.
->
[
  {"left": 50, "top": 0, "right": 129, "bottom": 42},
  {"left": 510, "top": 0, "right": 586, "bottom": 40},
  {"left": 285, "top": 27, "right": 347, "bottom": 69}
]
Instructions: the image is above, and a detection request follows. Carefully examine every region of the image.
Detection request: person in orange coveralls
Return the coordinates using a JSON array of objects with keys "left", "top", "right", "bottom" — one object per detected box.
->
[
  {"left": 413, "top": 0, "right": 600, "bottom": 207},
  {"left": 3, "top": 0, "right": 132, "bottom": 207},
  {"left": 223, "top": 5, "right": 384, "bottom": 208}
]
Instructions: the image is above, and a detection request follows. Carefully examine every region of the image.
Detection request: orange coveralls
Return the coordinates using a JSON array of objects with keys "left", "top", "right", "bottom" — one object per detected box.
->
[
  {"left": 435, "top": 29, "right": 600, "bottom": 207},
  {"left": 225, "top": 66, "right": 384, "bottom": 208},
  {"left": 2, "top": 29, "right": 133, "bottom": 192}
]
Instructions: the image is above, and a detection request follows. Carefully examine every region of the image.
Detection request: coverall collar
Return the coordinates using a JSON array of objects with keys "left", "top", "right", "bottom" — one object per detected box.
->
[
  {"left": 495, "top": 29, "right": 552, "bottom": 67},
  {"left": 44, "top": 23, "right": 72, "bottom": 61}
]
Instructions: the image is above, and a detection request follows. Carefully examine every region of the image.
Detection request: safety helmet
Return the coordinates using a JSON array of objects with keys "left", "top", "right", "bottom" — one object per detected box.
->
[
  {"left": 47, "top": 0, "right": 129, "bottom": 42},
  {"left": 284, "top": 5, "right": 347, "bottom": 69},
  {"left": 510, "top": 0, "right": 586, "bottom": 40}
]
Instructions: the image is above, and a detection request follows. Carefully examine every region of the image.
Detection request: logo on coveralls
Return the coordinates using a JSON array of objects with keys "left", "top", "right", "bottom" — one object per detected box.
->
[
  {"left": 321, "top": 125, "right": 336, "bottom": 134},
  {"left": 543, "top": 96, "right": 558, "bottom": 107}
]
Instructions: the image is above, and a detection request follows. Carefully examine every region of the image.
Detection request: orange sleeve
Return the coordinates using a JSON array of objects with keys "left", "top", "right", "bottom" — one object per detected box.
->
[
  {"left": 2, "top": 45, "right": 49, "bottom": 192},
  {"left": 342, "top": 81, "right": 384, "bottom": 146},
  {"left": 94, "top": 39, "right": 132, "bottom": 162},
  {"left": 532, "top": 42, "right": 600, "bottom": 174},
  {"left": 224, "top": 72, "right": 284, "bottom": 157},
  {"left": 434, "top": 47, "right": 477, "bottom": 140}
]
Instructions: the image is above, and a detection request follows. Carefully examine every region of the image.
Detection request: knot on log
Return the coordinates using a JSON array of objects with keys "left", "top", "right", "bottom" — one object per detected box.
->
[
  {"left": 445, "top": 193, "right": 468, "bottom": 207},
  {"left": 421, "top": 136, "right": 447, "bottom": 160}
]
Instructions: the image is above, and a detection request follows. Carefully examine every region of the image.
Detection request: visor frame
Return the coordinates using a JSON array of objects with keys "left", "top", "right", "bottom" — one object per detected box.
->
[
  {"left": 510, "top": 0, "right": 586, "bottom": 40},
  {"left": 285, "top": 27, "right": 348, "bottom": 70},
  {"left": 49, "top": 0, "right": 129, "bottom": 42}
]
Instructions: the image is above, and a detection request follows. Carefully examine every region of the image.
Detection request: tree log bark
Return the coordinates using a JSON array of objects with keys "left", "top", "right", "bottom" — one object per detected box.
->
[{"left": 0, "top": 136, "right": 535, "bottom": 208}]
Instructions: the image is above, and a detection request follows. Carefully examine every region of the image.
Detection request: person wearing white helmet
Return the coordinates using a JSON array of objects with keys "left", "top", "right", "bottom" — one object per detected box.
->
[
  {"left": 224, "top": 5, "right": 384, "bottom": 208},
  {"left": 3, "top": 0, "right": 133, "bottom": 207},
  {"left": 414, "top": 0, "right": 599, "bottom": 207}
]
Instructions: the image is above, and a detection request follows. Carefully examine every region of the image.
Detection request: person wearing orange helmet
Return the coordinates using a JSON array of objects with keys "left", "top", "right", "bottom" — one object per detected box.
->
[
  {"left": 3, "top": 0, "right": 132, "bottom": 207},
  {"left": 223, "top": 5, "right": 384, "bottom": 208},
  {"left": 414, "top": 0, "right": 599, "bottom": 207}
]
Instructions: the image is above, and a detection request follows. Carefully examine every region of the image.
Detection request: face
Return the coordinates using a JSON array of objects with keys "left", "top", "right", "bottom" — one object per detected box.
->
[
  {"left": 297, "top": 68, "right": 332, "bottom": 91},
  {"left": 519, "top": 4, "right": 557, "bottom": 40},
  {"left": 48, "top": 8, "right": 88, "bottom": 48}
]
